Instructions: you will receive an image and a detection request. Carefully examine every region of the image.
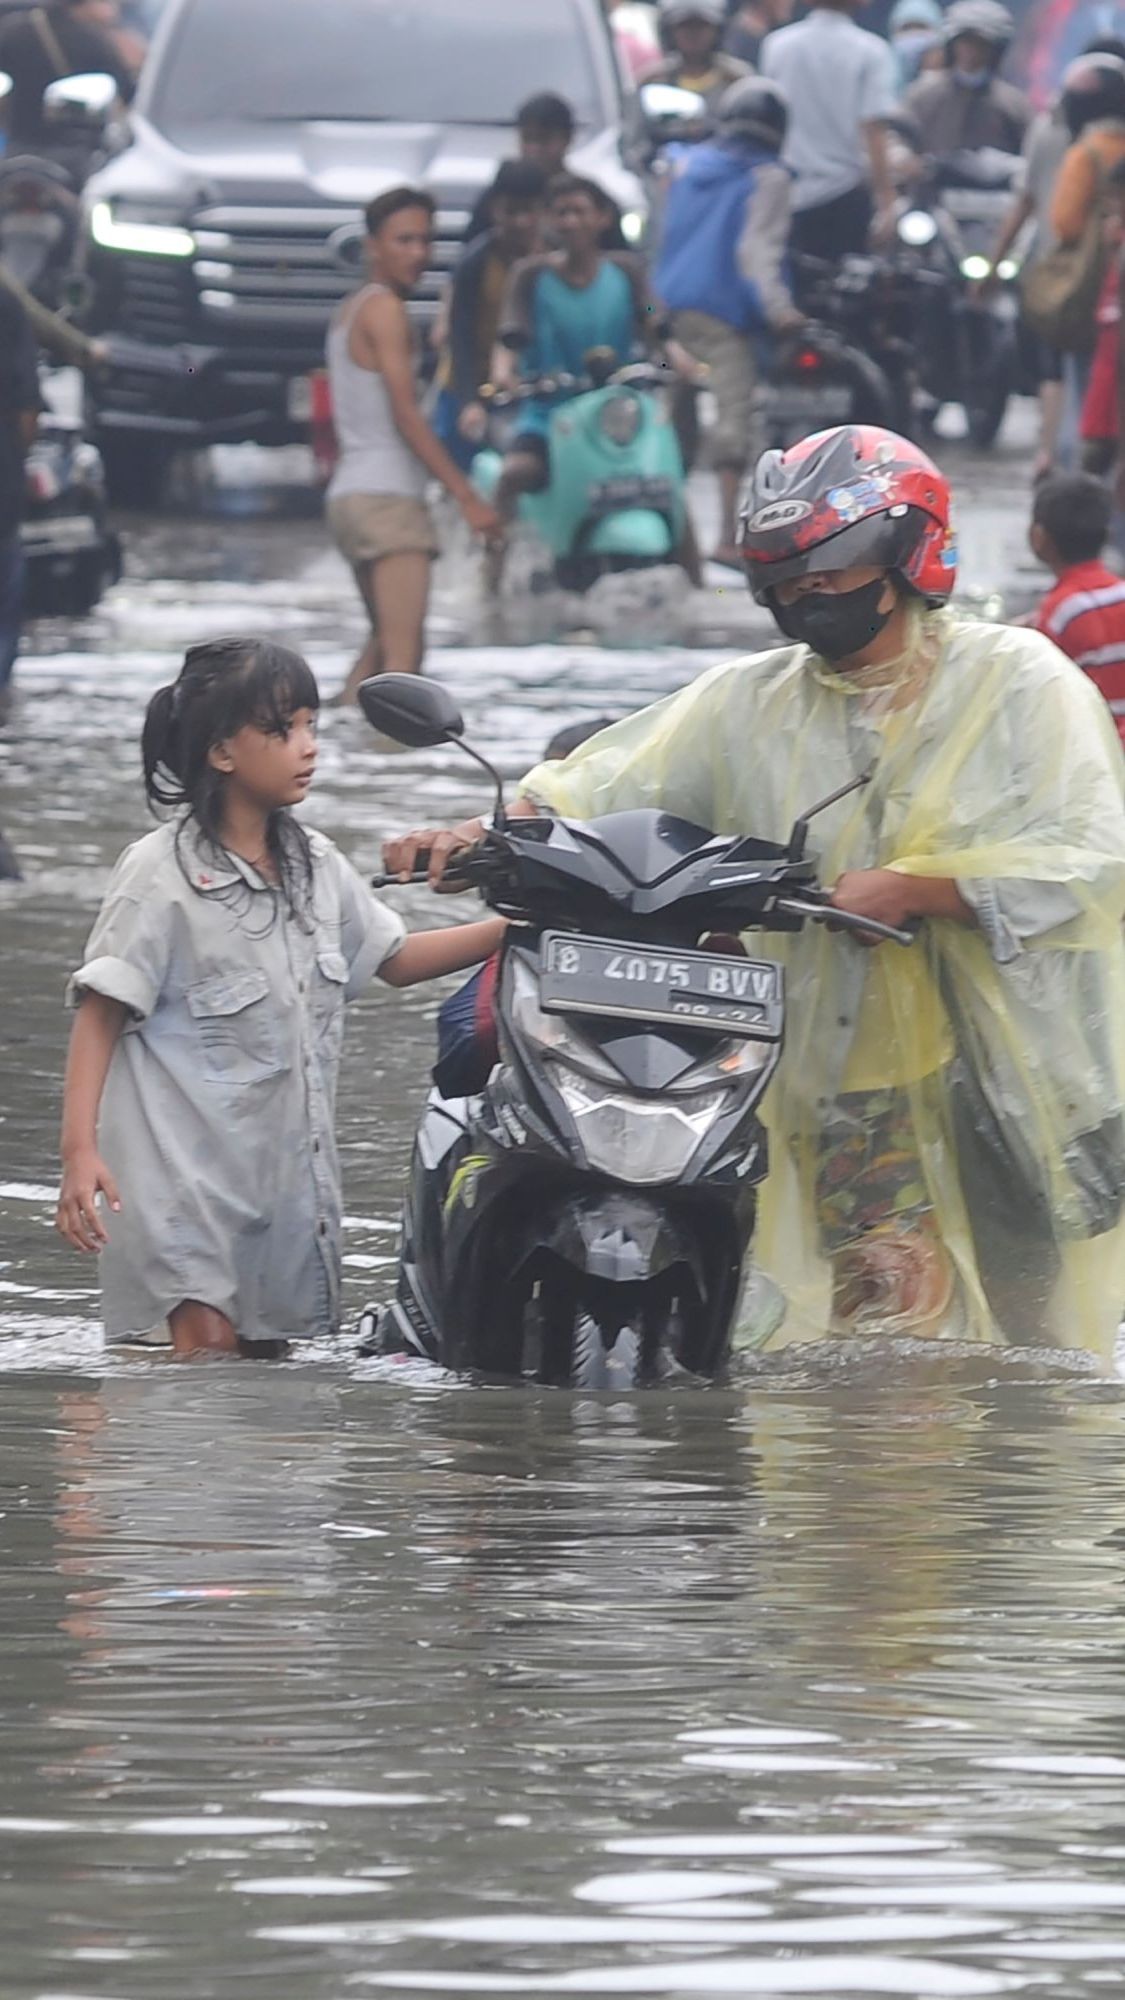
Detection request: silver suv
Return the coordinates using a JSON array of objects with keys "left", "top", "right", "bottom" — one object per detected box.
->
[{"left": 84, "top": 0, "right": 645, "bottom": 504}]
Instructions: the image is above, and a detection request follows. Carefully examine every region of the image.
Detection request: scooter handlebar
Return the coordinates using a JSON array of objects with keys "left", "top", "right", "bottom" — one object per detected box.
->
[{"left": 776, "top": 895, "right": 917, "bottom": 948}]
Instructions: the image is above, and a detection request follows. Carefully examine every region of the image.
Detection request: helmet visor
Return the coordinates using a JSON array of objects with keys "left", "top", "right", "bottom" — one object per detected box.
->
[{"left": 741, "top": 508, "right": 926, "bottom": 602}]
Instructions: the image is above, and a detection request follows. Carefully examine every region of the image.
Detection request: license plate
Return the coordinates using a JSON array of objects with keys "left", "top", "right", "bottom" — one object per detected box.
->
[
  {"left": 539, "top": 933, "right": 783, "bottom": 1040},
  {"left": 767, "top": 385, "right": 852, "bottom": 423},
  {"left": 590, "top": 476, "right": 674, "bottom": 513},
  {"left": 288, "top": 374, "right": 314, "bottom": 423}
]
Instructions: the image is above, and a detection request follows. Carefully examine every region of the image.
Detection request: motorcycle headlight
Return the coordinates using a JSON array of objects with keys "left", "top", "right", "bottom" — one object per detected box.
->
[
  {"left": 599, "top": 392, "right": 643, "bottom": 447},
  {"left": 898, "top": 209, "right": 937, "bottom": 248},
  {"left": 960, "top": 254, "right": 992, "bottom": 283},
  {"left": 90, "top": 201, "right": 195, "bottom": 259},
  {"left": 621, "top": 209, "right": 645, "bottom": 246},
  {"left": 996, "top": 257, "right": 1019, "bottom": 282},
  {"left": 552, "top": 1065, "right": 727, "bottom": 1185},
  {"left": 509, "top": 959, "right": 622, "bottom": 1084}
]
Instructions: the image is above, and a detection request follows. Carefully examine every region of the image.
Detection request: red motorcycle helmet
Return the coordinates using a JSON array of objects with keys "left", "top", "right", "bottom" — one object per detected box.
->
[{"left": 740, "top": 426, "right": 957, "bottom": 607}]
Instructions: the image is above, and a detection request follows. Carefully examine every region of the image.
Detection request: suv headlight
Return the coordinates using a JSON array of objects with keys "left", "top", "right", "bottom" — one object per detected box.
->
[
  {"left": 90, "top": 201, "right": 195, "bottom": 259},
  {"left": 599, "top": 392, "right": 643, "bottom": 447}
]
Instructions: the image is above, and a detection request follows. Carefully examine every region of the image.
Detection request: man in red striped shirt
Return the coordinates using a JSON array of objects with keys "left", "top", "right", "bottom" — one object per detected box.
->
[{"left": 1032, "top": 473, "right": 1125, "bottom": 744}]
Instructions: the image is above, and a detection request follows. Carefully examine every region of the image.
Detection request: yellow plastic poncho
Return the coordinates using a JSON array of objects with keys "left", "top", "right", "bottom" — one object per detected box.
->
[{"left": 521, "top": 610, "right": 1125, "bottom": 1361}]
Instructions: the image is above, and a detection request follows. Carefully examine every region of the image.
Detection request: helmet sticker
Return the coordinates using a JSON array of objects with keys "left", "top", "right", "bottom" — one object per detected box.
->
[
  {"left": 827, "top": 476, "right": 891, "bottom": 523},
  {"left": 747, "top": 499, "right": 813, "bottom": 532}
]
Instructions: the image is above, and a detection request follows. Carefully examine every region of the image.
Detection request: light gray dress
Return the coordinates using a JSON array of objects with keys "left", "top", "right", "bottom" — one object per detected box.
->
[{"left": 68, "top": 817, "right": 405, "bottom": 1344}]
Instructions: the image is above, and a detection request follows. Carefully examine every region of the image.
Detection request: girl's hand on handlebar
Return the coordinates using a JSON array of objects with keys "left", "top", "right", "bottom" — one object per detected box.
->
[
  {"left": 830, "top": 868, "right": 918, "bottom": 946},
  {"left": 383, "top": 820, "right": 485, "bottom": 890}
]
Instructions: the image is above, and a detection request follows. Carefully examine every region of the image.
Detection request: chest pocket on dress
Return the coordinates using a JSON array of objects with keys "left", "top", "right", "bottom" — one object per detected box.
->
[
  {"left": 313, "top": 949, "right": 349, "bottom": 1062},
  {"left": 188, "top": 969, "right": 285, "bottom": 1086}
]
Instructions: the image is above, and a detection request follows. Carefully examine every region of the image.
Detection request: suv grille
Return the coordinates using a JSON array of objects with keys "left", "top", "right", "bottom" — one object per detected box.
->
[{"left": 190, "top": 203, "right": 469, "bottom": 349}]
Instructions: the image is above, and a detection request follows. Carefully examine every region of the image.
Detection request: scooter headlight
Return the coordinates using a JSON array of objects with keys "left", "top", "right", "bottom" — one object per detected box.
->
[
  {"left": 552, "top": 1065, "right": 727, "bottom": 1185},
  {"left": 960, "top": 254, "right": 992, "bottom": 283},
  {"left": 599, "top": 392, "right": 643, "bottom": 447},
  {"left": 509, "top": 958, "right": 621, "bottom": 1083},
  {"left": 898, "top": 209, "right": 938, "bottom": 248}
]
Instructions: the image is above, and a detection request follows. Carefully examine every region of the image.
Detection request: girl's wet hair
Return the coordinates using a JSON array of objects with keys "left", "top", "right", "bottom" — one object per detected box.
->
[{"left": 142, "top": 636, "right": 320, "bottom": 921}]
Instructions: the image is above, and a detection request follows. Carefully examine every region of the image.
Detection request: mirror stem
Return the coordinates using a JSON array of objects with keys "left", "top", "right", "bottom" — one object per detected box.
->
[{"left": 449, "top": 736, "right": 507, "bottom": 830}]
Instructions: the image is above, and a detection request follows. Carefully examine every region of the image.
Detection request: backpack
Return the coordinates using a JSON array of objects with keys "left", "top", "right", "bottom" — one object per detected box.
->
[{"left": 1020, "top": 143, "right": 1107, "bottom": 355}]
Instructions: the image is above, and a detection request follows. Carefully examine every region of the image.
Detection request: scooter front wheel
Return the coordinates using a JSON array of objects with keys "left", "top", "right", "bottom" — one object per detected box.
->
[{"left": 572, "top": 1314, "right": 641, "bottom": 1391}]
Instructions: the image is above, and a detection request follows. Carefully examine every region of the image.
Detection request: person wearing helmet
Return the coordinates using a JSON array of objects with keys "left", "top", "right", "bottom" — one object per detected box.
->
[
  {"left": 655, "top": 76, "right": 802, "bottom": 568},
  {"left": 888, "top": 0, "right": 945, "bottom": 89},
  {"left": 641, "top": 0, "right": 750, "bottom": 115},
  {"left": 1050, "top": 54, "right": 1125, "bottom": 252},
  {"left": 384, "top": 423, "right": 1125, "bottom": 1357},
  {"left": 724, "top": 0, "right": 795, "bottom": 70},
  {"left": 905, "top": 0, "right": 1031, "bottom": 156},
  {"left": 760, "top": 0, "right": 899, "bottom": 258}
]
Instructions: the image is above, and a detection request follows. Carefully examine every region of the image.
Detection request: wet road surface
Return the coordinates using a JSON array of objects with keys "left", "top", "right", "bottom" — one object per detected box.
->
[{"left": 5, "top": 409, "right": 1125, "bottom": 1998}]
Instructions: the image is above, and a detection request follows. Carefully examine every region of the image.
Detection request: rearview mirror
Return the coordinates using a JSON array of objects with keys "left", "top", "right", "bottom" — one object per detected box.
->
[
  {"left": 0, "top": 72, "right": 12, "bottom": 110},
  {"left": 44, "top": 71, "right": 118, "bottom": 127},
  {"left": 639, "top": 81, "right": 707, "bottom": 139},
  {"left": 358, "top": 674, "right": 465, "bottom": 748}
]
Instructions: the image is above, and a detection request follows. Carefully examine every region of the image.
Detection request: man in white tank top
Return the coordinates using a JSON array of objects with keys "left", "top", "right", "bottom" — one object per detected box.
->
[{"left": 326, "top": 187, "right": 500, "bottom": 705}]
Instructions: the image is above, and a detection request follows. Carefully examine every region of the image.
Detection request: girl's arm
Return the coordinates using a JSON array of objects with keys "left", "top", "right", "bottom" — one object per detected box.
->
[
  {"left": 379, "top": 918, "right": 508, "bottom": 989},
  {"left": 56, "top": 993, "right": 128, "bottom": 1253}
]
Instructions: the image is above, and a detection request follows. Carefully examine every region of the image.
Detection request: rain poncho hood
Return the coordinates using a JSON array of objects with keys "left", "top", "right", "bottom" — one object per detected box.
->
[{"left": 520, "top": 611, "right": 1125, "bottom": 1362}]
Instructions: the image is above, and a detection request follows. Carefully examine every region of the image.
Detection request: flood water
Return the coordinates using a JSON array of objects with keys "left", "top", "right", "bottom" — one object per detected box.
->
[{"left": 4, "top": 436, "right": 1125, "bottom": 1998}]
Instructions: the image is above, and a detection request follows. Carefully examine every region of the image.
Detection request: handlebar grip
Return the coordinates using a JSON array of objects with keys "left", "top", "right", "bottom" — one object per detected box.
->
[
  {"left": 370, "top": 868, "right": 473, "bottom": 891},
  {"left": 777, "top": 896, "right": 917, "bottom": 948}
]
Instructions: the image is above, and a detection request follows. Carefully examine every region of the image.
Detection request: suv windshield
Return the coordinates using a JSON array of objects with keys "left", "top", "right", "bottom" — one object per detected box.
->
[{"left": 151, "top": 0, "right": 605, "bottom": 132}]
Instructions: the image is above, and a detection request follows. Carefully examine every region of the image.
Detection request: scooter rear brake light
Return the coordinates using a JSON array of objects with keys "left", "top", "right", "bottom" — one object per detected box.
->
[{"left": 795, "top": 350, "right": 823, "bottom": 372}]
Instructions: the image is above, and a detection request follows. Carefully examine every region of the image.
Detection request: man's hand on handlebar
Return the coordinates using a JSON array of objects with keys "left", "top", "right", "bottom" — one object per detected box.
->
[
  {"left": 383, "top": 819, "right": 485, "bottom": 891},
  {"left": 383, "top": 799, "right": 539, "bottom": 891},
  {"left": 831, "top": 868, "right": 919, "bottom": 946},
  {"left": 831, "top": 868, "right": 976, "bottom": 943}
]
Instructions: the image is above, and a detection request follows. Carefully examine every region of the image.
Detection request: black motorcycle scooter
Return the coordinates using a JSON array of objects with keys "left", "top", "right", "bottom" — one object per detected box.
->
[{"left": 360, "top": 677, "right": 914, "bottom": 1387}]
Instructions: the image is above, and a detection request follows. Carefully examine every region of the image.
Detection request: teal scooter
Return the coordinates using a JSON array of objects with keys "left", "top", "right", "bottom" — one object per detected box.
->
[{"left": 473, "top": 349, "right": 689, "bottom": 594}]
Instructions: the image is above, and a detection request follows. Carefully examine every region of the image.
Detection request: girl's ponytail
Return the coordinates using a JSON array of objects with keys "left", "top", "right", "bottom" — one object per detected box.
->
[{"left": 142, "top": 681, "right": 186, "bottom": 811}]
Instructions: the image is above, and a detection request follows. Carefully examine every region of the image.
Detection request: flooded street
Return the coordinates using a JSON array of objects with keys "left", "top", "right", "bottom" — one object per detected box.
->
[{"left": 5, "top": 416, "right": 1125, "bottom": 1998}]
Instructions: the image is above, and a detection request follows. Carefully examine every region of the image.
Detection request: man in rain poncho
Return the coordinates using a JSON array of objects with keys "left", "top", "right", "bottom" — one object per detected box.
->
[{"left": 387, "top": 426, "right": 1125, "bottom": 1361}]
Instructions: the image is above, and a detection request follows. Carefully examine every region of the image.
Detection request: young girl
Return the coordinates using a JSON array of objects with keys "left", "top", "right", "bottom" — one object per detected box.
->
[{"left": 55, "top": 635, "right": 505, "bottom": 1361}]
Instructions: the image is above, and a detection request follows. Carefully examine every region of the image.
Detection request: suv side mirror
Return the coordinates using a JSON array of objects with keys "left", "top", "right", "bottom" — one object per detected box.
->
[
  {"left": 638, "top": 81, "right": 708, "bottom": 143},
  {"left": 44, "top": 71, "right": 118, "bottom": 129},
  {"left": 358, "top": 674, "right": 464, "bottom": 748}
]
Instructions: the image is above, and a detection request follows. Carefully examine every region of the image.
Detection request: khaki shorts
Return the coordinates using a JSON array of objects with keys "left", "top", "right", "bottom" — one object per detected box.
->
[
  {"left": 327, "top": 493, "right": 439, "bottom": 567},
  {"left": 673, "top": 309, "right": 757, "bottom": 471}
]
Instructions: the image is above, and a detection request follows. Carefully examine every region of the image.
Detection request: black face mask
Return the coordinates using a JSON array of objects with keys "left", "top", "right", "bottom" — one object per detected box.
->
[{"left": 770, "top": 577, "right": 894, "bottom": 662}]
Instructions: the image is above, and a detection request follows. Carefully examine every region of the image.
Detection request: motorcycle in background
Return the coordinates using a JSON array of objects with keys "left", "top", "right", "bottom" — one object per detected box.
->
[
  {"left": 759, "top": 253, "right": 921, "bottom": 451},
  {"left": 895, "top": 146, "right": 1025, "bottom": 447},
  {"left": 22, "top": 374, "right": 121, "bottom": 619},
  {"left": 473, "top": 350, "right": 690, "bottom": 594},
  {"left": 356, "top": 675, "right": 914, "bottom": 1387}
]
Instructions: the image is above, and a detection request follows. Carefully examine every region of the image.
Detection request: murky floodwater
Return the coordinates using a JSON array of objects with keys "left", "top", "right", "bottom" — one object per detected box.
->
[{"left": 6, "top": 431, "right": 1125, "bottom": 1997}]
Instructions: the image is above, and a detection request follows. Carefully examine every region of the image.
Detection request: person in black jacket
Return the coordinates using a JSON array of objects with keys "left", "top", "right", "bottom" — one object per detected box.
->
[
  {"left": 0, "top": 286, "right": 41, "bottom": 726},
  {"left": 433, "top": 160, "right": 547, "bottom": 469}
]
